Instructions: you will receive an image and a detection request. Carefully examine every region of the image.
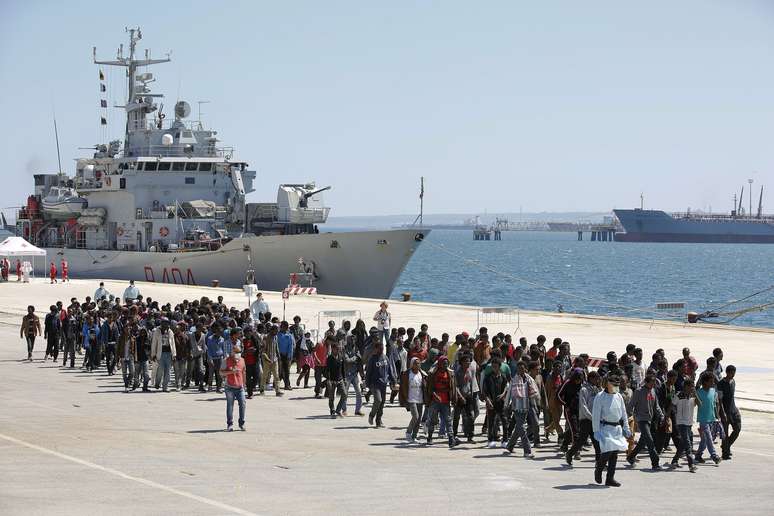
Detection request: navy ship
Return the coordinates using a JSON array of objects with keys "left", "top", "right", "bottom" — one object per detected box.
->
[
  {"left": 614, "top": 186, "right": 774, "bottom": 243},
  {"left": 12, "top": 28, "right": 428, "bottom": 297}
]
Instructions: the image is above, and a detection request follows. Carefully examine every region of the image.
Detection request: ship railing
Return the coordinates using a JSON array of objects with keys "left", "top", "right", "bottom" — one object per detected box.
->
[
  {"left": 124, "top": 144, "right": 235, "bottom": 159},
  {"left": 671, "top": 212, "right": 774, "bottom": 223}
]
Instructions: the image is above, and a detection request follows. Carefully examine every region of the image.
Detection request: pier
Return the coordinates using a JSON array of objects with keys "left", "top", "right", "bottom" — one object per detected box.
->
[
  {"left": 473, "top": 227, "right": 502, "bottom": 240},
  {"left": 0, "top": 279, "right": 772, "bottom": 515},
  {"left": 577, "top": 224, "right": 617, "bottom": 242}
]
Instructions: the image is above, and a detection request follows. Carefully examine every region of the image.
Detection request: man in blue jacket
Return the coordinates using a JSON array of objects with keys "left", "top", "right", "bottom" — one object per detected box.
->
[
  {"left": 277, "top": 321, "right": 295, "bottom": 391},
  {"left": 206, "top": 322, "right": 226, "bottom": 393},
  {"left": 365, "top": 341, "right": 398, "bottom": 428}
]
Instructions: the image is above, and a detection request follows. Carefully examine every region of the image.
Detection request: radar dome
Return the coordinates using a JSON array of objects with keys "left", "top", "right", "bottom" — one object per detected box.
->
[
  {"left": 175, "top": 101, "right": 191, "bottom": 119},
  {"left": 161, "top": 133, "right": 174, "bottom": 146}
]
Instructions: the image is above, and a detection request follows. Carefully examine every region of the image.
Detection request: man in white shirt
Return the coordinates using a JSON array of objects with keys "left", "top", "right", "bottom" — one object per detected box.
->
[
  {"left": 94, "top": 282, "right": 110, "bottom": 301},
  {"left": 123, "top": 280, "right": 140, "bottom": 304},
  {"left": 373, "top": 302, "right": 391, "bottom": 347},
  {"left": 250, "top": 293, "right": 270, "bottom": 322}
]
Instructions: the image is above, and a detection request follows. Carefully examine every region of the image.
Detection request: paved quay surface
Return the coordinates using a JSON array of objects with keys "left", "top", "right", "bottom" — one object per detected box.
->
[{"left": 1, "top": 279, "right": 773, "bottom": 515}]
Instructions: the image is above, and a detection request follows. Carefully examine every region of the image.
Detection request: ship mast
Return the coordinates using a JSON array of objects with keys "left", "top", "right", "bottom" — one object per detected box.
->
[
  {"left": 93, "top": 28, "right": 170, "bottom": 151},
  {"left": 757, "top": 185, "right": 764, "bottom": 219}
]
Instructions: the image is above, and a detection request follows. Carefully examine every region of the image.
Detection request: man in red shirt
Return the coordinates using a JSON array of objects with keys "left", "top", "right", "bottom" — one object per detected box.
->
[
  {"left": 61, "top": 259, "right": 69, "bottom": 282},
  {"left": 242, "top": 329, "right": 259, "bottom": 399},
  {"left": 425, "top": 355, "right": 460, "bottom": 449},
  {"left": 49, "top": 261, "right": 57, "bottom": 283},
  {"left": 222, "top": 343, "right": 246, "bottom": 431}
]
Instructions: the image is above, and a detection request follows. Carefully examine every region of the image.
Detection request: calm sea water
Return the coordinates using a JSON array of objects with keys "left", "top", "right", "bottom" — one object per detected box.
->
[{"left": 389, "top": 230, "right": 774, "bottom": 328}]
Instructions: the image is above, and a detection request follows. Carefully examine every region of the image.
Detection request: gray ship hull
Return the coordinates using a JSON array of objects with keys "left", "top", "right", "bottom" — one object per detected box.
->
[
  {"left": 614, "top": 209, "right": 774, "bottom": 244},
  {"left": 39, "top": 229, "right": 428, "bottom": 299}
]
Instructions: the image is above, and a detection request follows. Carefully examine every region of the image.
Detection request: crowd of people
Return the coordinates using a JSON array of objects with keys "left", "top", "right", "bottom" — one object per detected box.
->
[{"left": 20, "top": 283, "right": 743, "bottom": 487}]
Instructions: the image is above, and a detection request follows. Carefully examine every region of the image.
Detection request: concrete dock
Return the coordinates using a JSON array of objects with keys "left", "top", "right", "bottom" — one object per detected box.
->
[{"left": 1, "top": 279, "right": 773, "bottom": 515}]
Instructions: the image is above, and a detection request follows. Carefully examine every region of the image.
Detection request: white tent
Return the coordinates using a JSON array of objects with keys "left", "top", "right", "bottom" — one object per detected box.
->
[{"left": 0, "top": 236, "right": 46, "bottom": 280}]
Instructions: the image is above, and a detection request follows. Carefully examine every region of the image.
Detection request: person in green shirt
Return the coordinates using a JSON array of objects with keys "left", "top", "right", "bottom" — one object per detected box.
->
[{"left": 695, "top": 371, "right": 721, "bottom": 465}]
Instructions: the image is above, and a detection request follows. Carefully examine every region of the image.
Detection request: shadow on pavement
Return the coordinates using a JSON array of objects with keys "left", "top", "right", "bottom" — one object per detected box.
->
[{"left": 553, "top": 484, "right": 608, "bottom": 490}]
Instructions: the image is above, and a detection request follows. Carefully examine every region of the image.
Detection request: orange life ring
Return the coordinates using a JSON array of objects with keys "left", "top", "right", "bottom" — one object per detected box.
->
[
  {"left": 116, "top": 227, "right": 124, "bottom": 237},
  {"left": 159, "top": 226, "right": 170, "bottom": 237}
]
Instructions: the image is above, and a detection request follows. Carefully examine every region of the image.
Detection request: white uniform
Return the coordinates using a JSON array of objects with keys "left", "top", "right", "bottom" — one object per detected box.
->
[
  {"left": 123, "top": 284, "right": 140, "bottom": 301},
  {"left": 250, "top": 299, "right": 270, "bottom": 320},
  {"left": 591, "top": 391, "right": 631, "bottom": 453}
]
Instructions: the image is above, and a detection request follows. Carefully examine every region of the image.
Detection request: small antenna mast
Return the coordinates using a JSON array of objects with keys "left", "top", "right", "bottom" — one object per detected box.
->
[
  {"left": 197, "top": 100, "right": 210, "bottom": 128},
  {"left": 53, "top": 114, "right": 63, "bottom": 177},
  {"left": 412, "top": 177, "right": 424, "bottom": 227}
]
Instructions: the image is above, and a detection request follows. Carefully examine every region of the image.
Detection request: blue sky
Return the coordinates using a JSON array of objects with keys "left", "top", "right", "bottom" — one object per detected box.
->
[{"left": 1, "top": 1, "right": 773, "bottom": 216}]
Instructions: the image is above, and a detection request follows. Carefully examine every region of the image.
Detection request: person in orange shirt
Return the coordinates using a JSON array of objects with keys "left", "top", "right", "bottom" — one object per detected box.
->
[
  {"left": 61, "top": 259, "right": 69, "bottom": 282},
  {"left": 49, "top": 261, "right": 57, "bottom": 283},
  {"left": 222, "top": 343, "right": 246, "bottom": 431}
]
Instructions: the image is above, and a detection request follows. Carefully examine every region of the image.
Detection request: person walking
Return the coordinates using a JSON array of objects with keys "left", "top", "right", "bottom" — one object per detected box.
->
[
  {"left": 49, "top": 261, "right": 57, "bottom": 283},
  {"left": 81, "top": 315, "right": 100, "bottom": 371},
  {"left": 94, "top": 282, "right": 110, "bottom": 302},
  {"left": 43, "top": 305, "right": 61, "bottom": 362},
  {"left": 425, "top": 355, "right": 460, "bottom": 448},
  {"left": 261, "top": 325, "right": 283, "bottom": 396},
  {"left": 123, "top": 280, "right": 140, "bottom": 304},
  {"left": 117, "top": 321, "right": 138, "bottom": 393},
  {"left": 20, "top": 306, "right": 42, "bottom": 361},
  {"left": 399, "top": 357, "right": 427, "bottom": 442},
  {"left": 718, "top": 365, "right": 741, "bottom": 460},
  {"left": 365, "top": 341, "right": 398, "bottom": 428},
  {"left": 626, "top": 374, "right": 665, "bottom": 470},
  {"left": 277, "top": 321, "right": 295, "bottom": 391},
  {"left": 295, "top": 331, "right": 314, "bottom": 389},
  {"left": 61, "top": 259, "right": 68, "bottom": 282},
  {"left": 695, "top": 371, "right": 722, "bottom": 465},
  {"left": 670, "top": 381, "right": 698, "bottom": 472},
  {"left": 557, "top": 368, "right": 583, "bottom": 453},
  {"left": 250, "top": 293, "right": 269, "bottom": 322},
  {"left": 591, "top": 375, "right": 631, "bottom": 487},
  {"left": 373, "top": 302, "right": 391, "bottom": 347},
  {"left": 483, "top": 356, "right": 509, "bottom": 448},
  {"left": 343, "top": 333, "right": 363, "bottom": 415},
  {"left": 453, "top": 352, "right": 478, "bottom": 443},
  {"left": 326, "top": 343, "right": 347, "bottom": 418},
  {"left": 101, "top": 313, "right": 121, "bottom": 376},
  {"left": 151, "top": 319, "right": 176, "bottom": 392},
  {"left": 566, "top": 370, "right": 602, "bottom": 466},
  {"left": 206, "top": 322, "right": 226, "bottom": 393},
  {"left": 61, "top": 307, "right": 79, "bottom": 368},
  {"left": 505, "top": 361, "right": 536, "bottom": 458},
  {"left": 222, "top": 343, "right": 246, "bottom": 431},
  {"left": 135, "top": 327, "right": 152, "bottom": 392},
  {"left": 189, "top": 323, "right": 207, "bottom": 392}
]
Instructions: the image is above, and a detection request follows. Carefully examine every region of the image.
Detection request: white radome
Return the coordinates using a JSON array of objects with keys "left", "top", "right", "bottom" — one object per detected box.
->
[{"left": 161, "top": 133, "right": 174, "bottom": 146}]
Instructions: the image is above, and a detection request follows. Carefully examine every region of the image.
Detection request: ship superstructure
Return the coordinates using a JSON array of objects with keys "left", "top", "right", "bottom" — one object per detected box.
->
[{"left": 14, "top": 29, "right": 428, "bottom": 297}]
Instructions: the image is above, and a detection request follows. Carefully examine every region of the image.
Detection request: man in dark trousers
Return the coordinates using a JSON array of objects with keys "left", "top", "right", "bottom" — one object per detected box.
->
[
  {"left": 365, "top": 341, "right": 398, "bottom": 428},
  {"left": 627, "top": 374, "right": 665, "bottom": 470},
  {"left": 718, "top": 365, "right": 741, "bottom": 460},
  {"left": 44, "top": 305, "right": 61, "bottom": 362},
  {"left": 557, "top": 368, "right": 584, "bottom": 453}
]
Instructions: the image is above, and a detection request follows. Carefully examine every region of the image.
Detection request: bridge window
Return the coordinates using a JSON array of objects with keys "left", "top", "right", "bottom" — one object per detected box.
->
[
  {"left": 135, "top": 162, "right": 144, "bottom": 171},
  {"left": 185, "top": 177, "right": 195, "bottom": 185},
  {"left": 199, "top": 162, "right": 212, "bottom": 172},
  {"left": 185, "top": 162, "right": 198, "bottom": 171},
  {"left": 158, "top": 162, "right": 171, "bottom": 171},
  {"left": 172, "top": 162, "right": 185, "bottom": 171},
  {"left": 144, "top": 162, "right": 158, "bottom": 171}
]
